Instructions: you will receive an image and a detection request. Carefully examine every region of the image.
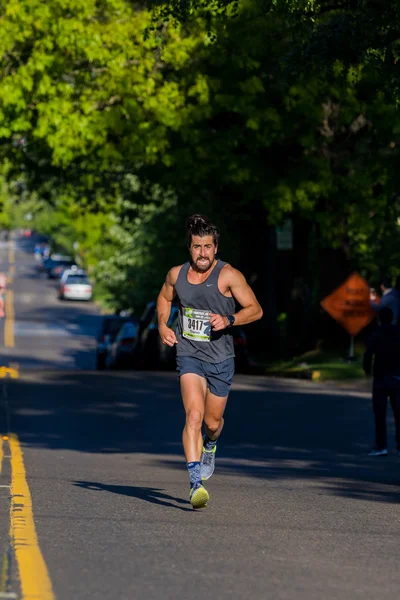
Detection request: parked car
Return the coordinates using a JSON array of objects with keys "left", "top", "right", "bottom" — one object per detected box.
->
[
  {"left": 44, "top": 254, "right": 75, "bottom": 279},
  {"left": 59, "top": 272, "right": 93, "bottom": 302},
  {"left": 131, "top": 301, "right": 156, "bottom": 366},
  {"left": 60, "top": 267, "right": 86, "bottom": 285},
  {"left": 96, "top": 315, "right": 138, "bottom": 370},
  {"left": 133, "top": 302, "right": 179, "bottom": 369},
  {"left": 136, "top": 301, "right": 157, "bottom": 338},
  {"left": 158, "top": 311, "right": 180, "bottom": 370},
  {"left": 50, "top": 261, "right": 76, "bottom": 279},
  {"left": 105, "top": 321, "right": 139, "bottom": 369}
]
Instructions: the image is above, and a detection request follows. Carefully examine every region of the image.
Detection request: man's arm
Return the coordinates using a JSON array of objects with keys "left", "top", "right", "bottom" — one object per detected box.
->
[
  {"left": 210, "top": 266, "right": 263, "bottom": 331},
  {"left": 157, "top": 267, "right": 179, "bottom": 347}
]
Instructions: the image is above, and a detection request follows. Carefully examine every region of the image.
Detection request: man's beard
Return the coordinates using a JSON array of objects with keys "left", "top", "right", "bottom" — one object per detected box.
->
[{"left": 192, "top": 257, "right": 214, "bottom": 272}]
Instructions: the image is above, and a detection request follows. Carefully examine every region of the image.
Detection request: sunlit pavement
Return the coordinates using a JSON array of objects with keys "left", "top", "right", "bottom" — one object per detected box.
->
[{"left": 0, "top": 235, "right": 399, "bottom": 600}]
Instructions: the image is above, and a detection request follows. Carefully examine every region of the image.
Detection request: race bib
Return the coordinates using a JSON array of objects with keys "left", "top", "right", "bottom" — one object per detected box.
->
[{"left": 182, "top": 308, "right": 211, "bottom": 342}]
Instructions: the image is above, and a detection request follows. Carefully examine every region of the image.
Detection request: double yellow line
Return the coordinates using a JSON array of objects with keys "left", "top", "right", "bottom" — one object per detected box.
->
[
  {"left": 0, "top": 236, "right": 55, "bottom": 599},
  {"left": 9, "top": 434, "right": 54, "bottom": 599},
  {"left": 4, "top": 291, "right": 14, "bottom": 349},
  {"left": 1, "top": 433, "right": 54, "bottom": 599}
]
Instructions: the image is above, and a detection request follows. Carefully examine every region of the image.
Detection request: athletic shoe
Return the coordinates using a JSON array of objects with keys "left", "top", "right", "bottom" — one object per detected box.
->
[
  {"left": 189, "top": 484, "right": 209, "bottom": 509},
  {"left": 201, "top": 442, "right": 217, "bottom": 481},
  {"left": 368, "top": 447, "right": 388, "bottom": 456}
]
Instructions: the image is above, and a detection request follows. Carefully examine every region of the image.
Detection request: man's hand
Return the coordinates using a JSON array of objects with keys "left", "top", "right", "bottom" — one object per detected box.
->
[
  {"left": 209, "top": 313, "right": 229, "bottom": 331},
  {"left": 159, "top": 324, "right": 178, "bottom": 347}
]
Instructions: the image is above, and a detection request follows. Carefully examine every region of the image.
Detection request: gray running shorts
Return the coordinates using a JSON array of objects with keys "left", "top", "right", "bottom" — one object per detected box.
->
[{"left": 176, "top": 356, "right": 235, "bottom": 397}]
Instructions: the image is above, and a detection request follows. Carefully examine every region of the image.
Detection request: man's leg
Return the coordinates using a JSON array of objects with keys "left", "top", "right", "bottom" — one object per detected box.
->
[
  {"left": 180, "top": 373, "right": 207, "bottom": 462},
  {"left": 388, "top": 378, "right": 400, "bottom": 451},
  {"left": 200, "top": 391, "right": 229, "bottom": 480},
  {"left": 201, "top": 358, "right": 235, "bottom": 479},
  {"left": 204, "top": 391, "right": 228, "bottom": 442},
  {"left": 180, "top": 373, "right": 210, "bottom": 508},
  {"left": 372, "top": 379, "right": 388, "bottom": 451}
]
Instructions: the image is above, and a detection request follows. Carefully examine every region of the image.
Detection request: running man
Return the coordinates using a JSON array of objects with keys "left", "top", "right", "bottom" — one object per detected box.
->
[{"left": 157, "top": 214, "right": 263, "bottom": 509}]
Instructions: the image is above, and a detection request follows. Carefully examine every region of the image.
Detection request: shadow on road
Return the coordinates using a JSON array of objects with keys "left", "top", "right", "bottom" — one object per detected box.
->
[
  {"left": 2, "top": 370, "right": 400, "bottom": 504},
  {"left": 73, "top": 480, "right": 192, "bottom": 511}
]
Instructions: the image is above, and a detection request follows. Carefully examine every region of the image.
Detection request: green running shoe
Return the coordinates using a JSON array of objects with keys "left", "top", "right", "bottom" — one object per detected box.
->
[
  {"left": 200, "top": 441, "right": 217, "bottom": 481},
  {"left": 190, "top": 484, "right": 209, "bottom": 509}
]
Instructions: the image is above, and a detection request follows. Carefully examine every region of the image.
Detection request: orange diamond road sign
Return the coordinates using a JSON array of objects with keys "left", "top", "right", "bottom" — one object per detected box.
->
[{"left": 320, "top": 272, "right": 378, "bottom": 336}]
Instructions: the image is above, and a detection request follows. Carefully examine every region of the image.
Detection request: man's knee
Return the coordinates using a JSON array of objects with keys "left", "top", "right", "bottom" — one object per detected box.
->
[
  {"left": 204, "top": 416, "right": 223, "bottom": 436},
  {"left": 185, "top": 409, "right": 203, "bottom": 431}
]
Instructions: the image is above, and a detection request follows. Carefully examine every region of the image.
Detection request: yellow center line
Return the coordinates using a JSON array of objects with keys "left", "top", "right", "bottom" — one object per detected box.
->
[
  {"left": 0, "top": 367, "right": 18, "bottom": 379},
  {"left": 9, "top": 434, "right": 55, "bottom": 600},
  {"left": 7, "top": 266, "right": 15, "bottom": 285},
  {"left": 2, "top": 235, "right": 54, "bottom": 598},
  {"left": 4, "top": 292, "right": 14, "bottom": 349},
  {"left": 1, "top": 434, "right": 11, "bottom": 597}
]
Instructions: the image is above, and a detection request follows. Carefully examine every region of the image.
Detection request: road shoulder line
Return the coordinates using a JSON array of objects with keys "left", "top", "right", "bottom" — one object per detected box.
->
[{"left": 9, "top": 434, "right": 54, "bottom": 600}]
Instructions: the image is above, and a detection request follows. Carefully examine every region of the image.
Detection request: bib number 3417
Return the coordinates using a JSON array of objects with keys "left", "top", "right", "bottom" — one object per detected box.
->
[{"left": 182, "top": 308, "right": 211, "bottom": 342}]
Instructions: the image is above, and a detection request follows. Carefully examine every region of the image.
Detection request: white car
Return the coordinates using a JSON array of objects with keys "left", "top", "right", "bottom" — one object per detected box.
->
[
  {"left": 59, "top": 272, "right": 93, "bottom": 301},
  {"left": 60, "top": 267, "right": 85, "bottom": 284}
]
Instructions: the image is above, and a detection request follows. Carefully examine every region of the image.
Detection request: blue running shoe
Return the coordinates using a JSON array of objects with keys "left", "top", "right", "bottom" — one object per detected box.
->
[
  {"left": 190, "top": 484, "right": 209, "bottom": 509},
  {"left": 200, "top": 440, "right": 217, "bottom": 481}
]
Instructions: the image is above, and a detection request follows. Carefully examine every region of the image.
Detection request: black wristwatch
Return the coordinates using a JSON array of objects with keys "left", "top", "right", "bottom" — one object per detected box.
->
[{"left": 226, "top": 315, "right": 235, "bottom": 328}]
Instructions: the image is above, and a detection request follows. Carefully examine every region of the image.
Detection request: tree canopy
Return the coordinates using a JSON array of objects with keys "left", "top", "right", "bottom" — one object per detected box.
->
[{"left": 1, "top": 0, "right": 400, "bottom": 342}]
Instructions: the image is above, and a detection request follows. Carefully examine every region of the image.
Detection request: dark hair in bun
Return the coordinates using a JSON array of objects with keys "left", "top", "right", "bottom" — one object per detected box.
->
[{"left": 186, "top": 214, "right": 220, "bottom": 247}]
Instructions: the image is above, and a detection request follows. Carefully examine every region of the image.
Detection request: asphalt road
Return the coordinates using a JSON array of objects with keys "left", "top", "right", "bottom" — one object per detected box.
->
[{"left": 0, "top": 234, "right": 400, "bottom": 600}]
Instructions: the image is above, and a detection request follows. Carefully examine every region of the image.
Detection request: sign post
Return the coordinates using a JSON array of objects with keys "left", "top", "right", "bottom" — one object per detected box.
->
[
  {"left": 348, "top": 335, "right": 355, "bottom": 362},
  {"left": 320, "top": 272, "right": 377, "bottom": 359}
]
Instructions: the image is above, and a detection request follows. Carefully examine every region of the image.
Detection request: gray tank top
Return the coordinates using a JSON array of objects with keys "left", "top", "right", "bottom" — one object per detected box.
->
[{"left": 175, "top": 260, "right": 236, "bottom": 363}]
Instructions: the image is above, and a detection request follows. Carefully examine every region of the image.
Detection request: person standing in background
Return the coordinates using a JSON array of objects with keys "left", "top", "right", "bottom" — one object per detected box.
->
[
  {"left": 364, "top": 307, "right": 400, "bottom": 456},
  {"left": 370, "top": 276, "right": 399, "bottom": 325}
]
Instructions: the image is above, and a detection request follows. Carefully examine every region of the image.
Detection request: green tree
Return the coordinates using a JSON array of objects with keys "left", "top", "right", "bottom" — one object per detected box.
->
[{"left": 2, "top": 0, "right": 400, "bottom": 352}]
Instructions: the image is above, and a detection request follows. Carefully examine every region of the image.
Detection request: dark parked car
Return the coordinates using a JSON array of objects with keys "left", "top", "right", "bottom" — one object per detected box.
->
[
  {"left": 43, "top": 255, "right": 75, "bottom": 279},
  {"left": 131, "top": 301, "right": 156, "bottom": 366},
  {"left": 96, "top": 314, "right": 137, "bottom": 370},
  {"left": 105, "top": 321, "right": 139, "bottom": 369},
  {"left": 158, "top": 311, "right": 180, "bottom": 370},
  {"left": 133, "top": 302, "right": 179, "bottom": 369},
  {"left": 49, "top": 260, "right": 76, "bottom": 279}
]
